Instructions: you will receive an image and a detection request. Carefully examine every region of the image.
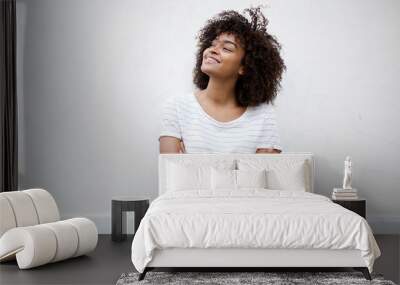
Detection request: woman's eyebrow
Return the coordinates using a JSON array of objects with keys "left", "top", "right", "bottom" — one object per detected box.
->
[
  {"left": 213, "top": 39, "right": 238, "bottom": 48},
  {"left": 223, "top": 40, "right": 237, "bottom": 48}
]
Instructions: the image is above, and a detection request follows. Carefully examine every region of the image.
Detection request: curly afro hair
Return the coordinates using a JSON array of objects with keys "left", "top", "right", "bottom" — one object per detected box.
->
[{"left": 193, "top": 6, "right": 286, "bottom": 107}]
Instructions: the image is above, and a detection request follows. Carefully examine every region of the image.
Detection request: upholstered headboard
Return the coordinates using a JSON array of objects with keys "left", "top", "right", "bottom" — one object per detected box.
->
[{"left": 158, "top": 153, "right": 315, "bottom": 195}]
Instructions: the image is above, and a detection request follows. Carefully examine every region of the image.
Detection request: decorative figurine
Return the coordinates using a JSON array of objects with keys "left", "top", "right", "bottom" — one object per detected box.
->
[{"left": 342, "top": 156, "right": 352, "bottom": 190}]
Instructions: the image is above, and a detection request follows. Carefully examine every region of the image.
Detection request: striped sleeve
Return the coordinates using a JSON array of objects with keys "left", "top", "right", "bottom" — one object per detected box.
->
[
  {"left": 256, "top": 104, "right": 282, "bottom": 151},
  {"left": 158, "top": 96, "right": 182, "bottom": 140}
]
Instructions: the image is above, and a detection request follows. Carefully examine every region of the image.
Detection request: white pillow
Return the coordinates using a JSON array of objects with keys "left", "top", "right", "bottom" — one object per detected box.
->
[
  {"left": 211, "top": 168, "right": 268, "bottom": 190},
  {"left": 236, "top": 169, "right": 267, "bottom": 189},
  {"left": 167, "top": 162, "right": 211, "bottom": 191},
  {"left": 166, "top": 159, "right": 236, "bottom": 192},
  {"left": 211, "top": 168, "right": 236, "bottom": 190},
  {"left": 266, "top": 164, "right": 306, "bottom": 191},
  {"left": 237, "top": 159, "right": 308, "bottom": 191}
]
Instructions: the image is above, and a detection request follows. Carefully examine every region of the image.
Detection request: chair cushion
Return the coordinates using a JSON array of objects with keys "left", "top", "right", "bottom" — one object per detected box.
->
[
  {"left": 0, "top": 196, "right": 16, "bottom": 237},
  {"left": 24, "top": 189, "right": 60, "bottom": 223},
  {"left": 0, "top": 191, "right": 39, "bottom": 227},
  {"left": 0, "top": 218, "right": 98, "bottom": 269},
  {"left": 0, "top": 189, "right": 60, "bottom": 238}
]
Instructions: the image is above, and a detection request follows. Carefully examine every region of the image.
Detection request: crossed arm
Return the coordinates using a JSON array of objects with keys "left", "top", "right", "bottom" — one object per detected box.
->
[
  {"left": 159, "top": 136, "right": 281, "bottom": 154},
  {"left": 159, "top": 136, "right": 186, "bottom": 153}
]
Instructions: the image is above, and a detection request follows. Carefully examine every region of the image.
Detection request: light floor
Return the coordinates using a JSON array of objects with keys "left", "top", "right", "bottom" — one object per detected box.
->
[{"left": 0, "top": 234, "right": 399, "bottom": 285}]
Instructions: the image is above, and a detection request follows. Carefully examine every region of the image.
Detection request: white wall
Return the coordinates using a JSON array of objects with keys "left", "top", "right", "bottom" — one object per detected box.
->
[{"left": 16, "top": 0, "right": 400, "bottom": 233}]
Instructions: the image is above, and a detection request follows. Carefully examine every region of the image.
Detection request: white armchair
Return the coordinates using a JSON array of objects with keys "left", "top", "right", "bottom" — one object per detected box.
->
[{"left": 0, "top": 188, "right": 98, "bottom": 269}]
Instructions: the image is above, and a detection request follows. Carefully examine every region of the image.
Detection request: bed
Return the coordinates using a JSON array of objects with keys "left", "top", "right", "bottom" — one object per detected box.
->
[{"left": 131, "top": 153, "right": 381, "bottom": 281}]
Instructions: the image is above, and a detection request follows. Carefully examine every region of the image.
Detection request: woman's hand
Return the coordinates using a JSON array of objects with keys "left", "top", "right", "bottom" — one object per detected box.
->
[{"left": 256, "top": 148, "right": 281, "bottom": 154}]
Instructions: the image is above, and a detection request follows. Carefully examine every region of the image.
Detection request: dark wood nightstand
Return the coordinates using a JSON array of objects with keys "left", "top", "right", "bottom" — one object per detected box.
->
[
  {"left": 332, "top": 198, "right": 366, "bottom": 218},
  {"left": 111, "top": 196, "right": 150, "bottom": 242}
]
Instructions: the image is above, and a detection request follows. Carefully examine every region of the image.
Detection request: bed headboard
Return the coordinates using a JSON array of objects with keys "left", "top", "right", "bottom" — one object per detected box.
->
[{"left": 158, "top": 153, "right": 315, "bottom": 195}]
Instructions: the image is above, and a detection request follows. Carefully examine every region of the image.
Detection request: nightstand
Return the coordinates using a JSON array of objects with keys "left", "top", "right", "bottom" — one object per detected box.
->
[
  {"left": 111, "top": 196, "right": 150, "bottom": 242},
  {"left": 332, "top": 198, "right": 366, "bottom": 218}
]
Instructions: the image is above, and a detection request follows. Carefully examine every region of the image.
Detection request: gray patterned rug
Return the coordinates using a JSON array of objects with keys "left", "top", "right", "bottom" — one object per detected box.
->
[{"left": 116, "top": 271, "right": 397, "bottom": 285}]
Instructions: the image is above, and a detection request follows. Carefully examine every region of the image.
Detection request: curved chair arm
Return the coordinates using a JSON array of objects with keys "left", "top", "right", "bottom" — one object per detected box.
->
[{"left": 0, "top": 218, "right": 98, "bottom": 269}]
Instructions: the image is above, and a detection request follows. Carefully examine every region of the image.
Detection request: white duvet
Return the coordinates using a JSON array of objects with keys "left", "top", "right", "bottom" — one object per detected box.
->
[{"left": 131, "top": 189, "right": 381, "bottom": 273}]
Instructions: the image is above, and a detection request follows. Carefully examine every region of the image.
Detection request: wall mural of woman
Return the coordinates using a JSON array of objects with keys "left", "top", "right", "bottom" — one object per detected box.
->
[{"left": 159, "top": 6, "right": 286, "bottom": 154}]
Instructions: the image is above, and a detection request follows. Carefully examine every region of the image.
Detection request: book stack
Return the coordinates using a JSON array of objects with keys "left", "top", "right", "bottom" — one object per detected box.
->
[{"left": 332, "top": 188, "right": 358, "bottom": 200}]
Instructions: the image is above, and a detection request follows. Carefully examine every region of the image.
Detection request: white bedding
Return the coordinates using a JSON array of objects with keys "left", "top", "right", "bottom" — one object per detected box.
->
[{"left": 131, "top": 189, "right": 381, "bottom": 273}]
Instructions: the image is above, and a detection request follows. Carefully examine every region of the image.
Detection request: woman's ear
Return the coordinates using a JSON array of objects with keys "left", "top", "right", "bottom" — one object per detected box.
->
[{"left": 238, "top": 66, "right": 245, "bottom": 76}]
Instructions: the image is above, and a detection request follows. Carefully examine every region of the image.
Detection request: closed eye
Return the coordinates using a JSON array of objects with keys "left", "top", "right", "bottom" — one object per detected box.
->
[{"left": 210, "top": 42, "right": 233, "bottom": 52}]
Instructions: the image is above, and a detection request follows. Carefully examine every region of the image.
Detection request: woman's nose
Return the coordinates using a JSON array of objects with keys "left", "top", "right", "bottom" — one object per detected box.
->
[
  {"left": 209, "top": 46, "right": 220, "bottom": 56},
  {"left": 209, "top": 42, "right": 220, "bottom": 52}
]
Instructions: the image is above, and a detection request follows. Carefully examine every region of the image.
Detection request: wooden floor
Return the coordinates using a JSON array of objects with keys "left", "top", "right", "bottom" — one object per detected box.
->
[
  {"left": 0, "top": 235, "right": 134, "bottom": 285},
  {"left": 0, "top": 234, "right": 399, "bottom": 285}
]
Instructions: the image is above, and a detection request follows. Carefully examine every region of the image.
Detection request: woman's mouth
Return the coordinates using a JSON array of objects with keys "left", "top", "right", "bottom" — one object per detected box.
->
[{"left": 205, "top": 56, "right": 220, "bottom": 64}]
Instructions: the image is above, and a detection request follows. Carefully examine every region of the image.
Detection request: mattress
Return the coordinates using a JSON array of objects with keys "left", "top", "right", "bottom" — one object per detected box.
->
[{"left": 131, "top": 189, "right": 381, "bottom": 273}]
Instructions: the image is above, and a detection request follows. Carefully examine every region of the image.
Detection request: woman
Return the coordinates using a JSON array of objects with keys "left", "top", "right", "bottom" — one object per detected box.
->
[{"left": 159, "top": 7, "right": 286, "bottom": 154}]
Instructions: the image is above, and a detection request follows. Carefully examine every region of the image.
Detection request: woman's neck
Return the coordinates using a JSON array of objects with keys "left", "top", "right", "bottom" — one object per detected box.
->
[{"left": 204, "top": 76, "right": 238, "bottom": 107}]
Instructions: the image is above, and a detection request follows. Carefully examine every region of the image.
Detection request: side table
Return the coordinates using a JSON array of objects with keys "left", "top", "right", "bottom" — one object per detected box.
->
[
  {"left": 332, "top": 198, "right": 366, "bottom": 218},
  {"left": 112, "top": 196, "right": 150, "bottom": 242}
]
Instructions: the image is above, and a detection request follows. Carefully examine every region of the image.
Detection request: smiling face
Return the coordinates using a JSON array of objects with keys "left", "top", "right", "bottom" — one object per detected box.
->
[{"left": 200, "top": 32, "right": 245, "bottom": 79}]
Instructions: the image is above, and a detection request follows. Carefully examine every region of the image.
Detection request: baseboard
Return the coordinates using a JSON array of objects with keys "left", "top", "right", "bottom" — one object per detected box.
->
[{"left": 62, "top": 214, "right": 400, "bottom": 235}]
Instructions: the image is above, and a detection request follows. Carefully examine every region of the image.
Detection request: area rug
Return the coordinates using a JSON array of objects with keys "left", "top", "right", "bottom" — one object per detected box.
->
[{"left": 116, "top": 271, "right": 397, "bottom": 285}]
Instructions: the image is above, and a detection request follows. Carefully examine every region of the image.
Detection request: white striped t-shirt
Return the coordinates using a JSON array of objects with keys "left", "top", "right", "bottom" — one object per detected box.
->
[{"left": 158, "top": 92, "right": 282, "bottom": 153}]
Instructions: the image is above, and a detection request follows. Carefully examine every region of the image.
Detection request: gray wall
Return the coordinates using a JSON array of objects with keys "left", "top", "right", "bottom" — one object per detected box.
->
[{"left": 16, "top": 0, "right": 400, "bottom": 233}]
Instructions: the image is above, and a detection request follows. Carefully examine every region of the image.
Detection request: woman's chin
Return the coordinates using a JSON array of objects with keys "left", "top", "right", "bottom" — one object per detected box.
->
[{"left": 201, "top": 66, "right": 220, "bottom": 77}]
